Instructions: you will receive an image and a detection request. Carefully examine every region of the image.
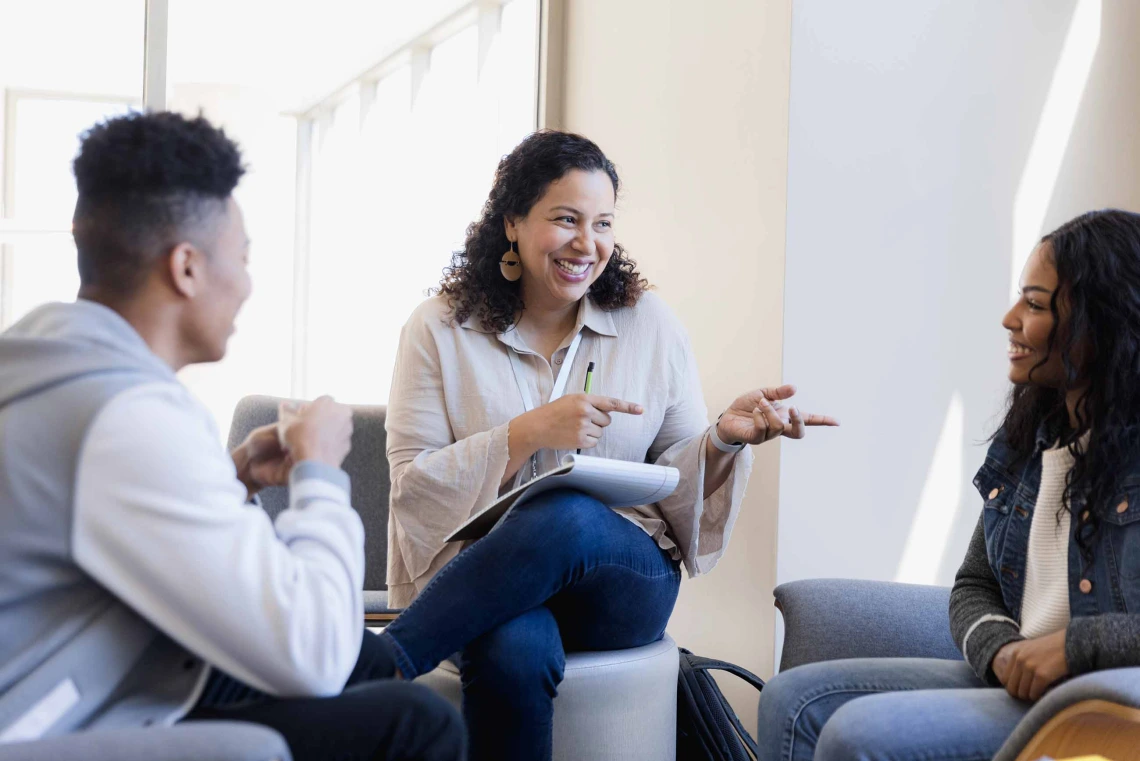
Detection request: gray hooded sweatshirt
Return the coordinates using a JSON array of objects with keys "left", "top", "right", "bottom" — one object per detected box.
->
[{"left": 0, "top": 301, "right": 364, "bottom": 743}]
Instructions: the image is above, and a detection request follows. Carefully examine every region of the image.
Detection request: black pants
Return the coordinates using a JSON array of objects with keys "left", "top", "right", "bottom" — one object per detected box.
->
[{"left": 184, "top": 631, "right": 465, "bottom": 761}]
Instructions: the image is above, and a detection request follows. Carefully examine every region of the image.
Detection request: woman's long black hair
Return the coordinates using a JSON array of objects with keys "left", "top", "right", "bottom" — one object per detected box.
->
[{"left": 996, "top": 209, "right": 1140, "bottom": 564}]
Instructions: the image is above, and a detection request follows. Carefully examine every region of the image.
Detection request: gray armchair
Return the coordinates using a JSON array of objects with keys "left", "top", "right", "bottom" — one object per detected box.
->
[
  {"left": 227, "top": 396, "right": 399, "bottom": 624},
  {"left": 773, "top": 578, "right": 1140, "bottom": 761},
  {"left": 0, "top": 722, "right": 289, "bottom": 761}
]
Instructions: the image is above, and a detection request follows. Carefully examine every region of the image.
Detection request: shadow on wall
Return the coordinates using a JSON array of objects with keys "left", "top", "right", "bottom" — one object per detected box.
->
[{"left": 777, "top": 0, "right": 1140, "bottom": 595}]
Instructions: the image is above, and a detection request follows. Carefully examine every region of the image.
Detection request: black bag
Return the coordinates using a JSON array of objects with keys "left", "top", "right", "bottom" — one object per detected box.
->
[{"left": 676, "top": 648, "right": 765, "bottom": 761}]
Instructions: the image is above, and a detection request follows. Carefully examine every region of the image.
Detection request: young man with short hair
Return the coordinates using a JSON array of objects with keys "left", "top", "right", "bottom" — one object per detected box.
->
[{"left": 0, "top": 111, "right": 463, "bottom": 761}]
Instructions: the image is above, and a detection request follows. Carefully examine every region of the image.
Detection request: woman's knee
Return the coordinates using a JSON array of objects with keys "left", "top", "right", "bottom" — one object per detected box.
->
[
  {"left": 513, "top": 488, "right": 610, "bottom": 537},
  {"left": 756, "top": 662, "right": 892, "bottom": 761},
  {"left": 813, "top": 700, "right": 881, "bottom": 761},
  {"left": 460, "top": 610, "right": 565, "bottom": 699},
  {"left": 815, "top": 694, "right": 957, "bottom": 761},
  {"left": 757, "top": 662, "right": 844, "bottom": 732},
  {"left": 815, "top": 686, "right": 1025, "bottom": 761}
]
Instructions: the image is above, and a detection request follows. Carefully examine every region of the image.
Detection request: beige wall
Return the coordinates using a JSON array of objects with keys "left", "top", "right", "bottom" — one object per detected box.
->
[{"left": 561, "top": 0, "right": 793, "bottom": 726}]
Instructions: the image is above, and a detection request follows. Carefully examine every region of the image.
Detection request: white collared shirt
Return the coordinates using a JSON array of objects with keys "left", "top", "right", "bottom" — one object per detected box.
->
[{"left": 385, "top": 292, "right": 753, "bottom": 608}]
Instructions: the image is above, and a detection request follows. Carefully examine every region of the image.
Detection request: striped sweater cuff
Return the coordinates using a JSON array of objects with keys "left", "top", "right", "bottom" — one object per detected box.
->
[{"left": 962, "top": 615, "right": 1023, "bottom": 685}]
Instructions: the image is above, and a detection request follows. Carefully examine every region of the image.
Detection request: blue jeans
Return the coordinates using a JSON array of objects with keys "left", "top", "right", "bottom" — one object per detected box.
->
[
  {"left": 756, "top": 658, "right": 1032, "bottom": 761},
  {"left": 380, "top": 489, "right": 682, "bottom": 761}
]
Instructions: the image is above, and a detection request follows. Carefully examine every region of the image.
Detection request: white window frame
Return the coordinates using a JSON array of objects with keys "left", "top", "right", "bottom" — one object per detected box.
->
[{"left": 0, "top": 0, "right": 165, "bottom": 328}]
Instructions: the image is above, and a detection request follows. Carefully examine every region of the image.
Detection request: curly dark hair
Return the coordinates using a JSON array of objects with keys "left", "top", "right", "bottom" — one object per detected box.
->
[
  {"left": 435, "top": 130, "right": 648, "bottom": 332},
  {"left": 72, "top": 111, "right": 245, "bottom": 298},
  {"left": 996, "top": 209, "right": 1140, "bottom": 566}
]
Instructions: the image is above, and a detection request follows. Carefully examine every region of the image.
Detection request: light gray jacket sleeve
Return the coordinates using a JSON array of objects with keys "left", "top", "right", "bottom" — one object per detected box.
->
[{"left": 74, "top": 383, "right": 364, "bottom": 698}]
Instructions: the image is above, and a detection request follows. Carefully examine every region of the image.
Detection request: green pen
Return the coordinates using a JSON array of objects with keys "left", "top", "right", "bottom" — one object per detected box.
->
[{"left": 577, "top": 361, "right": 596, "bottom": 454}]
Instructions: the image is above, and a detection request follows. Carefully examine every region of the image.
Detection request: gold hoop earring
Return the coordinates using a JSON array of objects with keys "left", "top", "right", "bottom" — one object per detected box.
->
[{"left": 500, "top": 241, "right": 522, "bottom": 282}]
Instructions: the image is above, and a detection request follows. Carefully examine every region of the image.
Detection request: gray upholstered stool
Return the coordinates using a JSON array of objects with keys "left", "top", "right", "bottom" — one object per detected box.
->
[{"left": 416, "top": 634, "right": 679, "bottom": 761}]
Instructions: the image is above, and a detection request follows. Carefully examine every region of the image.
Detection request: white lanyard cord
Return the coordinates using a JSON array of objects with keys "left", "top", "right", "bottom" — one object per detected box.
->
[{"left": 507, "top": 330, "right": 584, "bottom": 482}]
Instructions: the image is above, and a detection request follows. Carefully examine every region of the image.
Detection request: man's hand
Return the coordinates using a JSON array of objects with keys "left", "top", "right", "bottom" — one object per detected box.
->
[
  {"left": 232, "top": 397, "right": 354, "bottom": 497},
  {"left": 992, "top": 629, "right": 1069, "bottom": 701},
  {"left": 280, "top": 396, "right": 354, "bottom": 469},
  {"left": 232, "top": 423, "right": 293, "bottom": 499}
]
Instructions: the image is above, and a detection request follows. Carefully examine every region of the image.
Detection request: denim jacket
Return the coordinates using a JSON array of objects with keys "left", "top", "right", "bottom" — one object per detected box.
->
[
  {"left": 975, "top": 423, "right": 1140, "bottom": 619},
  {"left": 950, "top": 422, "right": 1140, "bottom": 683}
]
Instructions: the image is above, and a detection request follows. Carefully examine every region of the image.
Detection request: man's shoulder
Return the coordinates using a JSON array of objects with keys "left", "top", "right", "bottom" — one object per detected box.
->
[
  {"left": 89, "top": 381, "right": 219, "bottom": 454},
  {"left": 78, "top": 380, "right": 239, "bottom": 504},
  {"left": 100, "top": 380, "right": 200, "bottom": 417}
]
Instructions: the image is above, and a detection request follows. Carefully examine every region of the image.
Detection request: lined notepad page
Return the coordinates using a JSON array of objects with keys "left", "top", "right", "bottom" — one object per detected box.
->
[
  {"left": 549, "top": 454, "right": 679, "bottom": 507},
  {"left": 446, "top": 454, "right": 680, "bottom": 542}
]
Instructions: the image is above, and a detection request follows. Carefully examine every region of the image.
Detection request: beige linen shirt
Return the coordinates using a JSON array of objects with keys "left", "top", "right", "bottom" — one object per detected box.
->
[{"left": 385, "top": 291, "right": 754, "bottom": 609}]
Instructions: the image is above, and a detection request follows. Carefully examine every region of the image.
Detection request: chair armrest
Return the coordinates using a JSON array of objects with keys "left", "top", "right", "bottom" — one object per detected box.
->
[
  {"left": 775, "top": 578, "right": 961, "bottom": 671},
  {"left": 994, "top": 667, "right": 1140, "bottom": 761},
  {"left": 0, "top": 722, "right": 290, "bottom": 761},
  {"left": 363, "top": 590, "right": 400, "bottom": 625}
]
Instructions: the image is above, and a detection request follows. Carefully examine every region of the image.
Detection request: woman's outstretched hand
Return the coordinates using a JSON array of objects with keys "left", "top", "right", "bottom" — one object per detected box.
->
[{"left": 716, "top": 385, "right": 839, "bottom": 445}]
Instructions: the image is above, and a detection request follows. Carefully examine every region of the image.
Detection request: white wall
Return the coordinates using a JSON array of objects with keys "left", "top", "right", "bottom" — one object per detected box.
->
[
  {"left": 562, "top": 0, "right": 793, "bottom": 729},
  {"left": 778, "top": 0, "right": 1140, "bottom": 625}
]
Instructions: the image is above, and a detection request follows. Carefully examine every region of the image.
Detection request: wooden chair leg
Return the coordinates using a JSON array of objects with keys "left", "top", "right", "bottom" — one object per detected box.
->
[{"left": 1014, "top": 699, "right": 1140, "bottom": 761}]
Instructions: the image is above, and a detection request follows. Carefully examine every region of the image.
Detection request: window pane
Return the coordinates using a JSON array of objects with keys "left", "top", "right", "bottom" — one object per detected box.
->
[
  {"left": 303, "top": 0, "right": 540, "bottom": 405},
  {"left": 167, "top": 2, "right": 307, "bottom": 430},
  {"left": 306, "top": 95, "right": 378, "bottom": 404},
  {"left": 0, "top": 1, "right": 142, "bottom": 96},
  {"left": 164, "top": 0, "right": 540, "bottom": 428},
  {"left": 4, "top": 97, "right": 132, "bottom": 325},
  {"left": 7, "top": 236, "right": 80, "bottom": 323},
  {"left": 13, "top": 98, "right": 135, "bottom": 222},
  {"left": 0, "top": 1, "right": 143, "bottom": 327}
]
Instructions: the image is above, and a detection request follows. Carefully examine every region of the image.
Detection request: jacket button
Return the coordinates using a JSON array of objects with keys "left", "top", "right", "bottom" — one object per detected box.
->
[
  {"left": 1081, "top": 510, "right": 1090, "bottom": 521},
  {"left": 989, "top": 488, "right": 1000, "bottom": 499},
  {"left": 1080, "top": 579, "right": 1093, "bottom": 594},
  {"left": 1118, "top": 499, "right": 1129, "bottom": 514}
]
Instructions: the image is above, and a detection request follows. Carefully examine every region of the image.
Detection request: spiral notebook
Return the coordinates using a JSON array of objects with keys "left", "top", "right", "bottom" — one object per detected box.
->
[{"left": 446, "top": 454, "right": 681, "bottom": 542}]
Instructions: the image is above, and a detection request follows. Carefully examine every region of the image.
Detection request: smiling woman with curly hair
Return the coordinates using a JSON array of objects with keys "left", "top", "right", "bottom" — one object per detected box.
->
[
  {"left": 377, "top": 130, "right": 836, "bottom": 761},
  {"left": 436, "top": 130, "right": 648, "bottom": 332}
]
